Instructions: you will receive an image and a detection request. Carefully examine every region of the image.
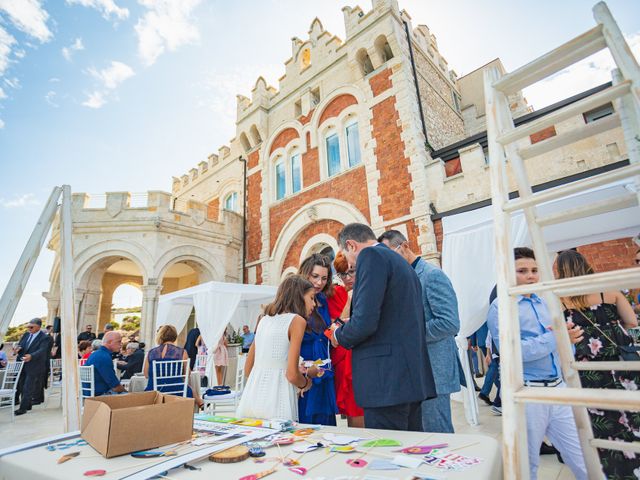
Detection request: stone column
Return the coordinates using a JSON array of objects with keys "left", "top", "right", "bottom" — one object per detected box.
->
[
  {"left": 140, "top": 284, "right": 162, "bottom": 346},
  {"left": 74, "top": 288, "right": 87, "bottom": 330},
  {"left": 42, "top": 292, "right": 60, "bottom": 326}
]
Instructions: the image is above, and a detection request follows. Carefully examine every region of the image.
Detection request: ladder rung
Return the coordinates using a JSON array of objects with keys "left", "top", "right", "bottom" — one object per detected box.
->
[
  {"left": 591, "top": 439, "right": 640, "bottom": 454},
  {"left": 503, "top": 163, "right": 640, "bottom": 213},
  {"left": 518, "top": 113, "right": 620, "bottom": 160},
  {"left": 508, "top": 268, "right": 640, "bottom": 297},
  {"left": 493, "top": 25, "right": 606, "bottom": 94},
  {"left": 496, "top": 81, "right": 631, "bottom": 145},
  {"left": 537, "top": 192, "right": 637, "bottom": 226},
  {"left": 573, "top": 361, "right": 640, "bottom": 371},
  {"left": 513, "top": 386, "right": 639, "bottom": 410}
]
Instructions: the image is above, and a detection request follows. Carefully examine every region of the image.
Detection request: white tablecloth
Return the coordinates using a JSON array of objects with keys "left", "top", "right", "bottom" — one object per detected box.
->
[{"left": 0, "top": 424, "right": 501, "bottom": 479}]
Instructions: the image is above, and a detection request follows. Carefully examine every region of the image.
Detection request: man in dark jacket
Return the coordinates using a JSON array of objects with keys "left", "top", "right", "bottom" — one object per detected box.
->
[
  {"left": 15, "top": 318, "right": 53, "bottom": 415},
  {"left": 329, "top": 223, "right": 436, "bottom": 431},
  {"left": 117, "top": 342, "right": 144, "bottom": 379}
]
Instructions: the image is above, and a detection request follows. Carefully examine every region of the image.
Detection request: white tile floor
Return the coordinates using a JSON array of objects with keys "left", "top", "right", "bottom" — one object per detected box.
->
[{"left": 0, "top": 392, "right": 575, "bottom": 479}]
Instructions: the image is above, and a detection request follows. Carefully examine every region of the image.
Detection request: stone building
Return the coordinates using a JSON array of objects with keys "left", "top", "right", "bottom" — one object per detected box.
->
[{"left": 46, "top": 0, "right": 636, "bottom": 341}]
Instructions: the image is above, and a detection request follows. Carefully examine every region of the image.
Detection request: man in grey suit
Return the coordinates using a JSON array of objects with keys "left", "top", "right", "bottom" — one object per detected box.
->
[
  {"left": 329, "top": 223, "right": 436, "bottom": 431},
  {"left": 379, "top": 230, "right": 460, "bottom": 433}
]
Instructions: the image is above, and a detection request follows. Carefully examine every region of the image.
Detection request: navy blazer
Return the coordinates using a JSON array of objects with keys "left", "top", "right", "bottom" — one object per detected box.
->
[
  {"left": 335, "top": 243, "right": 437, "bottom": 408},
  {"left": 17, "top": 330, "right": 53, "bottom": 375}
]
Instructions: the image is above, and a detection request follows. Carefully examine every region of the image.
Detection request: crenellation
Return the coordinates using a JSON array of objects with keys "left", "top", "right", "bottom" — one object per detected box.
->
[
  {"left": 198, "top": 161, "right": 208, "bottom": 174},
  {"left": 190, "top": 168, "right": 198, "bottom": 181},
  {"left": 208, "top": 153, "right": 219, "bottom": 167}
]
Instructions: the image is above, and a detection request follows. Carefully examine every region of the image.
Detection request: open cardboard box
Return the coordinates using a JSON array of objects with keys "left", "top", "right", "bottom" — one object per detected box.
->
[{"left": 81, "top": 391, "right": 194, "bottom": 458}]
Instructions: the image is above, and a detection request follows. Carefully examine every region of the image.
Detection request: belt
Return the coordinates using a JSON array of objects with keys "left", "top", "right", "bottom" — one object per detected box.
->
[{"left": 525, "top": 378, "right": 561, "bottom": 387}]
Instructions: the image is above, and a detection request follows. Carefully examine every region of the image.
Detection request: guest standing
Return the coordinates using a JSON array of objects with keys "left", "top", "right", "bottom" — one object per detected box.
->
[
  {"left": 297, "top": 253, "right": 339, "bottom": 425},
  {"left": 183, "top": 327, "right": 201, "bottom": 370},
  {"left": 240, "top": 325, "right": 255, "bottom": 353},
  {"left": 77, "top": 325, "right": 96, "bottom": 343},
  {"left": 379, "top": 230, "right": 461, "bottom": 433},
  {"left": 329, "top": 223, "right": 436, "bottom": 431},
  {"left": 237, "top": 275, "right": 320, "bottom": 420},
  {"left": 557, "top": 250, "right": 639, "bottom": 479},
  {"left": 213, "top": 334, "right": 228, "bottom": 385},
  {"left": 330, "top": 251, "right": 364, "bottom": 428}
]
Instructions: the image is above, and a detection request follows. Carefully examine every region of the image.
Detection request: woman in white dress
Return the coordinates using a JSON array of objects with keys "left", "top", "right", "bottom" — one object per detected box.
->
[{"left": 237, "top": 275, "right": 320, "bottom": 421}]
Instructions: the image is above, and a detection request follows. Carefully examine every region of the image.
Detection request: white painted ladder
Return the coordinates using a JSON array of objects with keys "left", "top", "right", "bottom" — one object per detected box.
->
[{"left": 483, "top": 2, "right": 640, "bottom": 478}]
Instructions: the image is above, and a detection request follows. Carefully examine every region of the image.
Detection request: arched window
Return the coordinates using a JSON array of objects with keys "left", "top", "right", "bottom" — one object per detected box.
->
[
  {"left": 356, "top": 49, "right": 374, "bottom": 76},
  {"left": 275, "top": 158, "right": 286, "bottom": 200},
  {"left": 321, "top": 113, "right": 362, "bottom": 178},
  {"left": 290, "top": 153, "right": 302, "bottom": 194},
  {"left": 375, "top": 35, "right": 394, "bottom": 63},
  {"left": 345, "top": 121, "right": 361, "bottom": 167},
  {"left": 239, "top": 132, "right": 251, "bottom": 152},
  {"left": 325, "top": 131, "right": 341, "bottom": 177},
  {"left": 224, "top": 192, "right": 238, "bottom": 211}
]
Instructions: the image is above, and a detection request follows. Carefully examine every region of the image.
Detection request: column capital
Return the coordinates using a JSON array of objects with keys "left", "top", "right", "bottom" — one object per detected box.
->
[{"left": 141, "top": 285, "right": 162, "bottom": 297}]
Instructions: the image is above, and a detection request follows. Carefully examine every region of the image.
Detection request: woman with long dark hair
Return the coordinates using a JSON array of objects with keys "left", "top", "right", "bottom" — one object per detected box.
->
[
  {"left": 297, "top": 253, "right": 338, "bottom": 425},
  {"left": 557, "top": 250, "right": 639, "bottom": 478}
]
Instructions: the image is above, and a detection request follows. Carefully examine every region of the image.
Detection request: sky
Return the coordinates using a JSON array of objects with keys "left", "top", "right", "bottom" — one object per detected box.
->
[{"left": 0, "top": 0, "right": 639, "bottom": 327}]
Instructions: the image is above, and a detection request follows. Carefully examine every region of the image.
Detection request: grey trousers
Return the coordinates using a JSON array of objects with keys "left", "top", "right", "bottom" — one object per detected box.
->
[{"left": 421, "top": 393, "right": 454, "bottom": 433}]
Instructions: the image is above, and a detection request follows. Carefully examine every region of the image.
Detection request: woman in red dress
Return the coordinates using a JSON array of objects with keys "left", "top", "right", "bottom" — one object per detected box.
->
[{"left": 327, "top": 251, "right": 364, "bottom": 428}]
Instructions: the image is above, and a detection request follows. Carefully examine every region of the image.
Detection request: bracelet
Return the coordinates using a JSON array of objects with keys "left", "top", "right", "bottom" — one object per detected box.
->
[{"left": 299, "top": 377, "right": 309, "bottom": 389}]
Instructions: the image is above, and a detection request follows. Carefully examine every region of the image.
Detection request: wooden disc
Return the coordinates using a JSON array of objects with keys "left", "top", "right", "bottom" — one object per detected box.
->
[{"left": 209, "top": 445, "right": 250, "bottom": 463}]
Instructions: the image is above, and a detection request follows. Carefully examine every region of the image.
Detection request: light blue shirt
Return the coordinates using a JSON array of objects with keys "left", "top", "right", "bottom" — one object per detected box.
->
[
  {"left": 486, "top": 294, "right": 560, "bottom": 381},
  {"left": 241, "top": 332, "right": 255, "bottom": 349}
]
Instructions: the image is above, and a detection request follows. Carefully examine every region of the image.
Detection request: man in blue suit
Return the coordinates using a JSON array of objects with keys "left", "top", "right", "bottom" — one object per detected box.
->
[
  {"left": 329, "top": 223, "right": 436, "bottom": 431},
  {"left": 15, "top": 318, "right": 53, "bottom": 415},
  {"left": 378, "top": 230, "right": 460, "bottom": 433}
]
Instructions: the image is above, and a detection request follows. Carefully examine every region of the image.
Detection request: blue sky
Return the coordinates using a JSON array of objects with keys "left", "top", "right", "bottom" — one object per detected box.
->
[{"left": 0, "top": 0, "right": 639, "bottom": 326}]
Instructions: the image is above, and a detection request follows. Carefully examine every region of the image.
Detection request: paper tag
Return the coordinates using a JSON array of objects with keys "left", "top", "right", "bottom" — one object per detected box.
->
[{"left": 391, "top": 455, "right": 423, "bottom": 469}]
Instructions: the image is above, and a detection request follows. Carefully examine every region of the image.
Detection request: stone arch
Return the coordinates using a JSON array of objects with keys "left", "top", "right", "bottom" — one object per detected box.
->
[
  {"left": 374, "top": 34, "right": 394, "bottom": 63},
  {"left": 270, "top": 198, "right": 368, "bottom": 280},
  {"left": 318, "top": 94, "right": 358, "bottom": 126},
  {"left": 308, "top": 86, "right": 367, "bottom": 147},
  {"left": 249, "top": 124, "right": 263, "bottom": 145},
  {"left": 356, "top": 48, "right": 374, "bottom": 75},
  {"left": 153, "top": 245, "right": 223, "bottom": 284},
  {"left": 239, "top": 132, "right": 252, "bottom": 152},
  {"left": 267, "top": 126, "right": 301, "bottom": 157},
  {"left": 75, "top": 240, "right": 152, "bottom": 289}
]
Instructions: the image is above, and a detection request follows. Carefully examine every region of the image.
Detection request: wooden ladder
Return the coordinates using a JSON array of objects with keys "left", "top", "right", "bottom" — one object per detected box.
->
[{"left": 483, "top": 2, "right": 640, "bottom": 478}]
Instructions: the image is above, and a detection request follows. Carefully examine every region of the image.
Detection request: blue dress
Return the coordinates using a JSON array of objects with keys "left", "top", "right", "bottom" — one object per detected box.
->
[
  {"left": 298, "top": 293, "right": 338, "bottom": 425},
  {"left": 145, "top": 343, "right": 193, "bottom": 398}
]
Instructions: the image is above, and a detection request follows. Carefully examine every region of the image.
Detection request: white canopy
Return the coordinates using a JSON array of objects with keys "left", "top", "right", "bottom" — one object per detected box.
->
[
  {"left": 155, "top": 281, "right": 277, "bottom": 381},
  {"left": 441, "top": 179, "right": 639, "bottom": 424}
]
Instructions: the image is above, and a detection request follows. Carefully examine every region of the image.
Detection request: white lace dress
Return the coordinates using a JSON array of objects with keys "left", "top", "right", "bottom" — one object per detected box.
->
[{"left": 236, "top": 313, "right": 298, "bottom": 421}]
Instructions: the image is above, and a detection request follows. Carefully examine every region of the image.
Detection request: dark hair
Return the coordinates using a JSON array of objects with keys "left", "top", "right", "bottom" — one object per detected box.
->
[
  {"left": 514, "top": 247, "right": 535, "bottom": 260},
  {"left": 78, "top": 340, "right": 92, "bottom": 352},
  {"left": 377, "top": 229, "right": 407, "bottom": 248},
  {"left": 264, "top": 275, "right": 314, "bottom": 318},
  {"left": 104, "top": 323, "right": 114, "bottom": 331},
  {"left": 556, "top": 250, "right": 595, "bottom": 309},
  {"left": 298, "top": 253, "right": 333, "bottom": 295},
  {"left": 28, "top": 318, "right": 42, "bottom": 327},
  {"left": 156, "top": 325, "right": 178, "bottom": 345},
  {"left": 337, "top": 223, "right": 376, "bottom": 249}
]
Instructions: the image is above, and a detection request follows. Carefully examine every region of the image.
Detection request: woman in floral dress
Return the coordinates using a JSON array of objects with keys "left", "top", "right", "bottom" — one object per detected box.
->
[{"left": 557, "top": 250, "right": 639, "bottom": 479}]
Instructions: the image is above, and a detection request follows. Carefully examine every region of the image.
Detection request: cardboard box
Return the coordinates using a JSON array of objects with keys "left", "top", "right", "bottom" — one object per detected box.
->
[{"left": 81, "top": 391, "right": 194, "bottom": 458}]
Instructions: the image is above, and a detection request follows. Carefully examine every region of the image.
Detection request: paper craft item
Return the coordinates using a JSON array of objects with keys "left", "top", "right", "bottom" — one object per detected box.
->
[
  {"left": 362, "top": 439, "right": 401, "bottom": 447},
  {"left": 57, "top": 451, "right": 80, "bottom": 464},
  {"left": 391, "top": 454, "right": 423, "bottom": 469},
  {"left": 249, "top": 446, "right": 266, "bottom": 457},
  {"left": 271, "top": 436, "right": 295, "bottom": 445},
  {"left": 368, "top": 459, "right": 400, "bottom": 470},
  {"left": 330, "top": 445, "right": 356, "bottom": 453},
  {"left": 283, "top": 459, "right": 300, "bottom": 466},
  {"left": 422, "top": 450, "right": 483, "bottom": 471},
  {"left": 83, "top": 470, "right": 106, "bottom": 477},
  {"left": 239, "top": 467, "right": 277, "bottom": 480},
  {"left": 292, "top": 428, "right": 314, "bottom": 437},
  {"left": 323, "top": 433, "right": 360, "bottom": 445},
  {"left": 293, "top": 443, "right": 322, "bottom": 453},
  {"left": 195, "top": 414, "right": 237, "bottom": 423},
  {"left": 288, "top": 466, "right": 308, "bottom": 475},
  {"left": 130, "top": 450, "right": 176, "bottom": 458},
  {"left": 399, "top": 444, "right": 448, "bottom": 454},
  {"left": 347, "top": 458, "right": 368, "bottom": 467},
  {"left": 231, "top": 418, "right": 263, "bottom": 427}
]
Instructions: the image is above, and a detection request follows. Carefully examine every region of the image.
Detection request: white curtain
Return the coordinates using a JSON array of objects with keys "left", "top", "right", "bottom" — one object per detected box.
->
[
  {"left": 193, "top": 290, "right": 242, "bottom": 384},
  {"left": 155, "top": 301, "right": 193, "bottom": 336}
]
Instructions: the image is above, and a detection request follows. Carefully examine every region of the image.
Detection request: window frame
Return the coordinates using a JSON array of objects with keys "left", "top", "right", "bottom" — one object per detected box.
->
[{"left": 319, "top": 108, "right": 363, "bottom": 180}]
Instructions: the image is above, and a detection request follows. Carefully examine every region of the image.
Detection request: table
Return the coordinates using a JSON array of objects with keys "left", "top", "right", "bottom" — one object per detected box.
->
[{"left": 0, "top": 423, "right": 501, "bottom": 479}]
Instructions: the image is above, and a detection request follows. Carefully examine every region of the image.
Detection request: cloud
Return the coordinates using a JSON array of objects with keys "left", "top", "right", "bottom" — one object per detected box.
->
[
  {"left": 0, "top": 86, "right": 5, "bottom": 99},
  {"left": 4, "top": 76, "right": 19, "bottom": 89},
  {"left": 135, "top": 0, "right": 202, "bottom": 66},
  {"left": 82, "top": 90, "right": 106, "bottom": 108},
  {"left": 62, "top": 37, "right": 84, "bottom": 61},
  {"left": 65, "top": 0, "right": 129, "bottom": 21},
  {"left": 87, "top": 60, "right": 134, "bottom": 88},
  {"left": 523, "top": 32, "right": 640, "bottom": 110},
  {"left": 45, "top": 90, "right": 58, "bottom": 107},
  {"left": 0, "top": 118, "right": 4, "bottom": 129},
  {"left": 0, "top": 25, "right": 16, "bottom": 77},
  {"left": 0, "top": 0, "right": 52, "bottom": 42},
  {"left": 0, "top": 193, "right": 41, "bottom": 208},
  {"left": 49, "top": 77, "right": 60, "bottom": 82}
]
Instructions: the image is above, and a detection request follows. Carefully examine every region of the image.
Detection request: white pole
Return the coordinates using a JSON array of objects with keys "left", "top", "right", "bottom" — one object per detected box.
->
[
  {"left": 0, "top": 186, "right": 62, "bottom": 336},
  {"left": 60, "top": 185, "right": 81, "bottom": 432}
]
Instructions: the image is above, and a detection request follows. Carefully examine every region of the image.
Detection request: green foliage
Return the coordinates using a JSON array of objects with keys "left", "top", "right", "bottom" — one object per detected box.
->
[
  {"left": 120, "top": 316, "right": 140, "bottom": 332},
  {"left": 230, "top": 329, "right": 243, "bottom": 345},
  {"left": 4, "top": 323, "right": 29, "bottom": 342}
]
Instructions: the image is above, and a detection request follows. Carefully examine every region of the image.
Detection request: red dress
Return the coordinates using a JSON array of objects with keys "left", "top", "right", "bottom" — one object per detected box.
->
[{"left": 327, "top": 286, "right": 364, "bottom": 417}]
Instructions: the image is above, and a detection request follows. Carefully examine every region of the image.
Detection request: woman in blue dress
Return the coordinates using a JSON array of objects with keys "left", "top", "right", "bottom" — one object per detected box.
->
[
  {"left": 144, "top": 324, "right": 204, "bottom": 408},
  {"left": 297, "top": 254, "right": 338, "bottom": 425}
]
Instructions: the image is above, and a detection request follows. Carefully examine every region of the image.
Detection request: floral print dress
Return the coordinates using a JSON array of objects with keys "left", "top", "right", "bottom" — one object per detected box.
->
[{"left": 564, "top": 294, "right": 640, "bottom": 480}]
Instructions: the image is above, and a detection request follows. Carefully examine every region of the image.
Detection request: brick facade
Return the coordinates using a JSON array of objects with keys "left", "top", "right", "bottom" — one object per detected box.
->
[
  {"left": 270, "top": 128, "right": 300, "bottom": 155},
  {"left": 281, "top": 219, "right": 345, "bottom": 272},
  {"left": 247, "top": 149, "right": 260, "bottom": 170},
  {"left": 299, "top": 108, "right": 314, "bottom": 126},
  {"left": 576, "top": 237, "right": 638, "bottom": 273},
  {"left": 433, "top": 218, "right": 444, "bottom": 254},
  {"left": 302, "top": 140, "right": 320, "bottom": 187},
  {"left": 369, "top": 68, "right": 392, "bottom": 97},
  {"left": 246, "top": 171, "right": 262, "bottom": 262},
  {"left": 268, "top": 165, "right": 370, "bottom": 252},
  {"left": 530, "top": 125, "right": 557, "bottom": 145},
  {"left": 318, "top": 94, "right": 358, "bottom": 125},
  {"left": 371, "top": 95, "right": 414, "bottom": 220}
]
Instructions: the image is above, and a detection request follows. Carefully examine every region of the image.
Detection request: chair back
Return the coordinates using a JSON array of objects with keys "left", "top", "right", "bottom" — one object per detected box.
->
[
  {"left": 50, "top": 358, "right": 63, "bottom": 386},
  {"left": 79, "top": 365, "right": 95, "bottom": 400},
  {"left": 1, "top": 361, "right": 24, "bottom": 392},
  {"left": 235, "top": 354, "right": 247, "bottom": 392},
  {"left": 152, "top": 359, "right": 189, "bottom": 397}
]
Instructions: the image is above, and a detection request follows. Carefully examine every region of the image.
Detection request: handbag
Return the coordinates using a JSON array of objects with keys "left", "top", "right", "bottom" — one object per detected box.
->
[{"left": 570, "top": 307, "right": 640, "bottom": 361}]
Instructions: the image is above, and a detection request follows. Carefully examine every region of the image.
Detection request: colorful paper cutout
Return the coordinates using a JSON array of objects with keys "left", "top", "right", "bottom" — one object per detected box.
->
[
  {"left": 292, "top": 442, "right": 323, "bottom": 454},
  {"left": 231, "top": 418, "right": 263, "bottom": 427},
  {"left": 283, "top": 459, "right": 300, "bottom": 467},
  {"left": 346, "top": 458, "right": 368, "bottom": 468},
  {"left": 362, "top": 439, "right": 402, "bottom": 447},
  {"left": 239, "top": 467, "right": 277, "bottom": 480},
  {"left": 368, "top": 459, "right": 401, "bottom": 470},
  {"left": 323, "top": 433, "right": 360, "bottom": 445},
  {"left": 131, "top": 450, "right": 176, "bottom": 458},
  {"left": 292, "top": 428, "right": 314, "bottom": 437},
  {"left": 83, "top": 470, "right": 106, "bottom": 477},
  {"left": 391, "top": 454, "right": 423, "bottom": 469},
  {"left": 330, "top": 445, "right": 356, "bottom": 453},
  {"left": 399, "top": 443, "right": 448, "bottom": 454},
  {"left": 57, "top": 451, "right": 80, "bottom": 464},
  {"left": 288, "top": 466, "right": 308, "bottom": 475}
]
